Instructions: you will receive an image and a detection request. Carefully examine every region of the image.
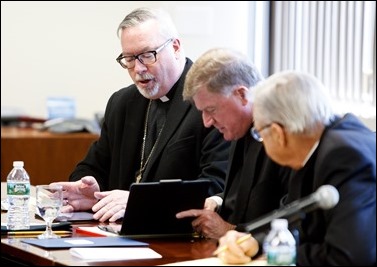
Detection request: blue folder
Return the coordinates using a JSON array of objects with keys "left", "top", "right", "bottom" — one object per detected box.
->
[{"left": 21, "top": 236, "right": 148, "bottom": 248}]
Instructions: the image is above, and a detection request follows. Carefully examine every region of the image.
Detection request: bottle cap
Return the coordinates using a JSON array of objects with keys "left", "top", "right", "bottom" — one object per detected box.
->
[
  {"left": 13, "top": 161, "right": 24, "bottom": 167},
  {"left": 271, "top": 218, "right": 288, "bottom": 229}
]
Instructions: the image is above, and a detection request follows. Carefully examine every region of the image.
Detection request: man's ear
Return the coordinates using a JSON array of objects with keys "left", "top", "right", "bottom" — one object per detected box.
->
[
  {"left": 233, "top": 86, "right": 249, "bottom": 105},
  {"left": 271, "top": 123, "right": 288, "bottom": 147}
]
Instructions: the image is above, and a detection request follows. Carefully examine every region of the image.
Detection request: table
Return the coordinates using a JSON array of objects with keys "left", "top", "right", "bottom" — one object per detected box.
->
[
  {"left": 2, "top": 188, "right": 265, "bottom": 265},
  {"left": 1, "top": 233, "right": 218, "bottom": 266},
  {"left": 1, "top": 127, "right": 99, "bottom": 185},
  {"left": 1, "top": 183, "right": 218, "bottom": 266}
]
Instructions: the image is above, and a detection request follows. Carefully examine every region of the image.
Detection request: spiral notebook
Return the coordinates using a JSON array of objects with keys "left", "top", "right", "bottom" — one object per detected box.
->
[{"left": 119, "top": 179, "right": 210, "bottom": 238}]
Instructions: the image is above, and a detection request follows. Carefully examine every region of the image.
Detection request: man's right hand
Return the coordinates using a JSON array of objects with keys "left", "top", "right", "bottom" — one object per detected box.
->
[
  {"left": 176, "top": 208, "right": 235, "bottom": 239},
  {"left": 92, "top": 190, "right": 130, "bottom": 222},
  {"left": 217, "top": 230, "right": 259, "bottom": 264},
  {"left": 50, "top": 176, "right": 99, "bottom": 213}
]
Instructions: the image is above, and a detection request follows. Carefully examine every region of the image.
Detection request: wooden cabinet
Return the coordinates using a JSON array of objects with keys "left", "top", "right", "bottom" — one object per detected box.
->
[{"left": 1, "top": 127, "right": 99, "bottom": 185}]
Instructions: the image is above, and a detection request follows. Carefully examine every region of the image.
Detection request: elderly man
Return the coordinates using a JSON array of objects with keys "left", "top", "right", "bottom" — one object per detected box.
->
[{"left": 216, "top": 70, "right": 376, "bottom": 266}]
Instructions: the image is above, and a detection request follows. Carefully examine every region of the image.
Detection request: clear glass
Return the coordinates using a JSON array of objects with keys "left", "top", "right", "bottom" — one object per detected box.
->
[{"left": 36, "top": 185, "right": 63, "bottom": 239}]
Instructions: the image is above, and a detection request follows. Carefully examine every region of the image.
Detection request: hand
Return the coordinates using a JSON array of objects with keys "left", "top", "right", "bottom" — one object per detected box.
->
[
  {"left": 203, "top": 198, "right": 218, "bottom": 211},
  {"left": 217, "top": 230, "right": 259, "bottom": 264},
  {"left": 176, "top": 209, "right": 235, "bottom": 239},
  {"left": 50, "top": 176, "right": 99, "bottom": 213},
  {"left": 92, "top": 190, "right": 130, "bottom": 222}
]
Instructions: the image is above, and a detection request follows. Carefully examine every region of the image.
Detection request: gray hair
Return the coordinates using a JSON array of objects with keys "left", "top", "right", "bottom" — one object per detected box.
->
[
  {"left": 183, "top": 48, "right": 263, "bottom": 101},
  {"left": 117, "top": 7, "right": 179, "bottom": 40},
  {"left": 253, "top": 70, "right": 335, "bottom": 134}
]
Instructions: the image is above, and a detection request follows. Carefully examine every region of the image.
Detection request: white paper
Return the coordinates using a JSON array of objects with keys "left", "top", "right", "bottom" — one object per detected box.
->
[
  {"left": 1, "top": 222, "right": 61, "bottom": 227},
  {"left": 69, "top": 247, "right": 162, "bottom": 261},
  {"left": 1, "top": 196, "right": 36, "bottom": 211},
  {"left": 160, "top": 257, "right": 267, "bottom": 266}
]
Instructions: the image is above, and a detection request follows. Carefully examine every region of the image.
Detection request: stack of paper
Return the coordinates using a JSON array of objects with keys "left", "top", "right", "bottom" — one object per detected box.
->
[
  {"left": 160, "top": 257, "right": 267, "bottom": 266},
  {"left": 70, "top": 247, "right": 162, "bottom": 261}
]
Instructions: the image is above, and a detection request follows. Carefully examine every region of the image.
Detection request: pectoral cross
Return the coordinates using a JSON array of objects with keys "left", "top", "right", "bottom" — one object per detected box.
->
[{"left": 136, "top": 172, "right": 142, "bottom": 183}]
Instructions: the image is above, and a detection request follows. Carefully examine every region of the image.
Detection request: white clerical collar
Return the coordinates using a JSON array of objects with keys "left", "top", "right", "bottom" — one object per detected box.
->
[
  {"left": 160, "top": 96, "right": 169, "bottom": 102},
  {"left": 302, "top": 141, "right": 319, "bottom": 167}
]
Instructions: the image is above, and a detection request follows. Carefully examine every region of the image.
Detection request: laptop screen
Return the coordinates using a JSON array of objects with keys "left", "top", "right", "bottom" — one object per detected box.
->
[{"left": 119, "top": 179, "right": 210, "bottom": 237}]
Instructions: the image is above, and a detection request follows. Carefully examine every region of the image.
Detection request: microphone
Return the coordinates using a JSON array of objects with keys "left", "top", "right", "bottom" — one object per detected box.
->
[{"left": 244, "top": 184, "right": 339, "bottom": 233}]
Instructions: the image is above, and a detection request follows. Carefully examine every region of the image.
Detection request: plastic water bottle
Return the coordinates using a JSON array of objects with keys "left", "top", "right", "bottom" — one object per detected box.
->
[
  {"left": 263, "top": 218, "right": 296, "bottom": 266},
  {"left": 7, "top": 161, "right": 31, "bottom": 230}
]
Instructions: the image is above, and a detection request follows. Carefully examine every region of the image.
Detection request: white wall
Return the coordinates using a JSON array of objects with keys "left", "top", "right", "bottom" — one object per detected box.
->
[
  {"left": 2, "top": 1, "right": 375, "bottom": 131},
  {"left": 1, "top": 1, "right": 249, "bottom": 120}
]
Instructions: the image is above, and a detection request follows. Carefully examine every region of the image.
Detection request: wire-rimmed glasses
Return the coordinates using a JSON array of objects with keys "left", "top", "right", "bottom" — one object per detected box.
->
[
  {"left": 250, "top": 124, "right": 273, "bottom": 142},
  {"left": 116, "top": 38, "right": 173, "bottom": 69}
]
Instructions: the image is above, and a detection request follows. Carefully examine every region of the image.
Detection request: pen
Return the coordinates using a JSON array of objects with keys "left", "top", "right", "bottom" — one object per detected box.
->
[
  {"left": 7, "top": 230, "right": 71, "bottom": 236},
  {"left": 212, "top": 233, "right": 252, "bottom": 256}
]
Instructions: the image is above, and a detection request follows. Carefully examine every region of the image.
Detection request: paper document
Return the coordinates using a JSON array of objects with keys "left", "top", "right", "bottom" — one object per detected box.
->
[
  {"left": 1, "top": 196, "right": 36, "bottom": 211},
  {"left": 1, "top": 221, "right": 71, "bottom": 233},
  {"left": 56, "top": 211, "right": 94, "bottom": 222},
  {"left": 70, "top": 247, "right": 162, "bottom": 261},
  {"left": 160, "top": 257, "right": 267, "bottom": 266}
]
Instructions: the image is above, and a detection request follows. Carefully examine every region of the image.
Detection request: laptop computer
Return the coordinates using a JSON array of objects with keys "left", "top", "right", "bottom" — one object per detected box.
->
[{"left": 119, "top": 179, "right": 211, "bottom": 238}]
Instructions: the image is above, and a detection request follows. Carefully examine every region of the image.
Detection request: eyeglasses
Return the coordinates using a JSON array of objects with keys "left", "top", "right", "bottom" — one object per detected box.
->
[
  {"left": 250, "top": 123, "right": 272, "bottom": 142},
  {"left": 116, "top": 38, "right": 173, "bottom": 69}
]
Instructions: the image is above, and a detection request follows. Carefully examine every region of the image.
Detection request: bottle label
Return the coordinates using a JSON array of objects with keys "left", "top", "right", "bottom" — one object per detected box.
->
[
  {"left": 7, "top": 182, "right": 30, "bottom": 196},
  {"left": 267, "top": 246, "right": 296, "bottom": 265}
]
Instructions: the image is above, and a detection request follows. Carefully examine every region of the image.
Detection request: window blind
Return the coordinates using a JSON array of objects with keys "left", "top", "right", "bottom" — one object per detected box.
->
[{"left": 269, "top": 1, "right": 376, "bottom": 117}]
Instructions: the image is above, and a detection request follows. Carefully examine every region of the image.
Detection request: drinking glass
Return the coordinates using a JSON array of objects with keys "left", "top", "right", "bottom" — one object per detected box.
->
[{"left": 35, "top": 185, "right": 63, "bottom": 239}]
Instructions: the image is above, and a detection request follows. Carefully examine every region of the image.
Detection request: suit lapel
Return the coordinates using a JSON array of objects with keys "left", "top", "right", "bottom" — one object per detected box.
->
[
  {"left": 143, "top": 87, "right": 191, "bottom": 178},
  {"left": 142, "top": 58, "right": 193, "bottom": 179},
  {"left": 234, "top": 137, "right": 263, "bottom": 220},
  {"left": 122, "top": 96, "right": 149, "bottom": 180}
]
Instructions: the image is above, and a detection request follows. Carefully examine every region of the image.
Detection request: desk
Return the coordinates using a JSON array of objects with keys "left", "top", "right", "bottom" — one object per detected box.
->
[{"left": 1, "top": 127, "right": 99, "bottom": 185}]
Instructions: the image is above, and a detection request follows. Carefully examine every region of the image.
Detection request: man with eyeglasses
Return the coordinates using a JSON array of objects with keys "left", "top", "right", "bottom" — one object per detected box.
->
[
  {"left": 51, "top": 8, "right": 230, "bottom": 222},
  {"left": 176, "top": 48, "right": 293, "bottom": 239},
  {"left": 215, "top": 70, "right": 376, "bottom": 265}
]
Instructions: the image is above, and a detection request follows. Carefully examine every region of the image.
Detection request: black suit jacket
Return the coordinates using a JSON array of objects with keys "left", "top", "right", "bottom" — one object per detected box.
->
[
  {"left": 69, "top": 59, "right": 230, "bottom": 195},
  {"left": 220, "top": 134, "right": 291, "bottom": 227},
  {"left": 285, "top": 114, "right": 376, "bottom": 266}
]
